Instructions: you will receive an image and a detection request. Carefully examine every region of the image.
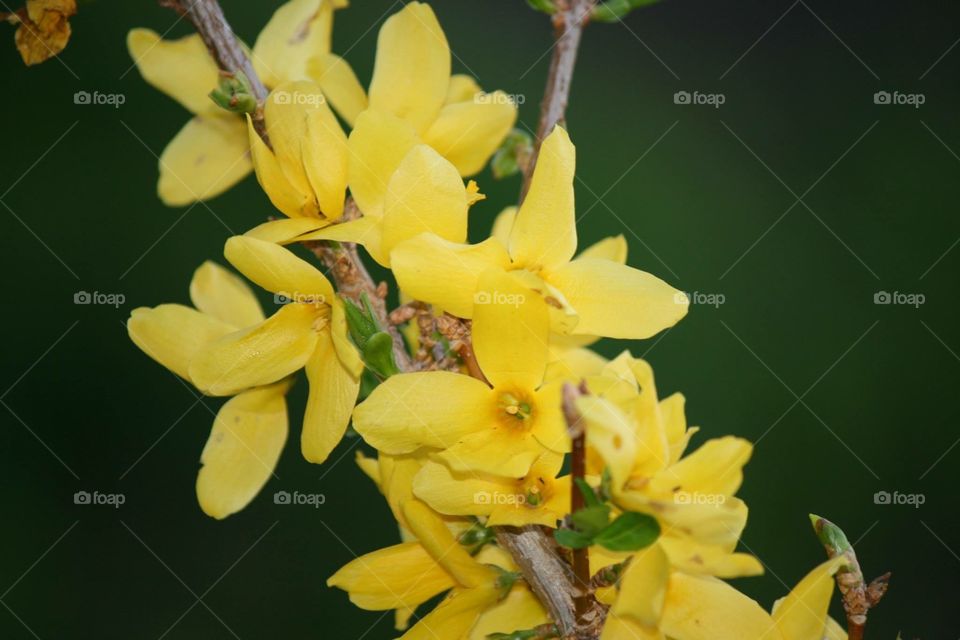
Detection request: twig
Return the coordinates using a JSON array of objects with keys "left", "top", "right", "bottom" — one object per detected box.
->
[
  {"left": 159, "top": 0, "right": 269, "bottom": 142},
  {"left": 562, "top": 382, "right": 593, "bottom": 626},
  {"left": 520, "top": 0, "right": 597, "bottom": 200},
  {"left": 810, "top": 515, "right": 890, "bottom": 639}
]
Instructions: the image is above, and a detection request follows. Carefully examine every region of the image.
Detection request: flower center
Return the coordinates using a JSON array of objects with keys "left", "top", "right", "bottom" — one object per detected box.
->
[{"left": 498, "top": 392, "right": 533, "bottom": 423}]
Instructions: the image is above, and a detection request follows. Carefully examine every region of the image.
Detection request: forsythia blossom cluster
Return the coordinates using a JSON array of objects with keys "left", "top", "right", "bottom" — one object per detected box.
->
[{"left": 127, "top": 2, "right": 854, "bottom": 638}]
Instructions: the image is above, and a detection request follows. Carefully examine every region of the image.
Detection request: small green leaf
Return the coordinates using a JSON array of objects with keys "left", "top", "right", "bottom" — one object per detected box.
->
[
  {"left": 208, "top": 70, "right": 258, "bottom": 113},
  {"left": 594, "top": 512, "right": 660, "bottom": 551},
  {"left": 592, "top": 0, "right": 661, "bottom": 23},
  {"left": 342, "top": 295, "right": 379, "bottom": 349},
  {"left": 362, "top": 331, "right": 400, "bottom": 378},
  {"left": 571, "top": 505, "right": 610, "bottom": 537},
  {"left": 525, "top": 0, "right": 556, "bottom": 15},
  {"left": 553, "top": 528, "right": 593, "bottom": 550},
  {"left": 574, "top": 477, "right": 602, "bottom": 508},
  {"left": 491, "top": 129, "right": 533, "bottom": 180}
]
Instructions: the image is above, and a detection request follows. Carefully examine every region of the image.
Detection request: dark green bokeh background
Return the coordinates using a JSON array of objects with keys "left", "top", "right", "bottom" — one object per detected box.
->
[{"left": 2, "top": 0, "right": 957, "bottom": 637}]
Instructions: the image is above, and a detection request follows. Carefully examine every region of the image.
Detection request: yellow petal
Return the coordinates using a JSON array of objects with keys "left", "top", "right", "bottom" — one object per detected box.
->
[
  {"left": 330, "top": 299, "right": 365, "bottom": 378},
  {"left": 472, "top": 269, "right": 549, "bottom": 389},
  {"left": 824, "top": 616, "right": 848, "bottom": 640},
  {"left": 648, "top": 437, "right": 752, "bottom": 498},
  {"left": 773, "top": 557, "right": 846, "bottom": 640},
  {"left": 308, "top": 52, "right": 368, "bottom": 127},
  {"left": 189, "top": 303, "right": 320, "bottom": 395},
  {"left": 252, "top": 0, "right": 334, "bottom": 88},
  {"left": 613, "top": 544, "right": 669, "bottom": 628},
  {"left": 126, "top": 28, "right": 218, "bottom": 115},
  {"left": 445, "top": 74, "right": 481, "bottom": 104},
  {"left": 326, "top": 541, "right": 453, "bottom": 613},
  {"left": 509, "top": 126, "right": 576, "bottom": 272},
  {"left": 352, "top": 372, "right": 491, "bottom": 453},
  {"left": 196, "top": 381, "right": 288, "bottom": 519},
  {"left": 658, "top": 536, "right": 763, "bottom": 578},
  {"left": 600, "top": 616, "right": 663, "bottom": 640},
  {"left": 392, "top": 234, "right": 510, "bottom": 318},
  {"left": 469, "top": 585, "right": 548, "bottom": 640},
  {"left": 303, "top": 99, "right": 349, "bottom": 219},
  {"left": 128, "top": 305, "right": 236, "bottom": 382},
  {"left": 355, "top": 450, "right": 380, "bottom": 486},
  {"left": 578, "top": 395, "right": 637, "bottom": 491},
  {"left": 247, "top": 115, "right": 313, "bottom": 217},
  {"left": 380, "top": 145, "right": 469, "bottom": 265},
  {"left": 543, "top": 345, "right": 608, "bottom": 384},
  {"left": 347, "top": 109, "right": 419, "bottom": 218},
  {"left": 490, "top": 206, "right": 516, "bottom": 247},
  {"left": 436, "top": 430, "right": 546, "bottom": 478},
  {"left": 264, "top": 81, "right": 327, "bottom": 198},
  {"left": 243, "top": 217, "right": 329, "bottom": 244},
  {"left": 368, "top": 2, "right": 450, "bottom": 134},
  {"left": 190, "top": 261, "right": 264, "bottom": 328},
  {"left": 661, "top": 574, "right": 776, "bottom": 640},
  {"left": 424, "top": 95, "right": 517, "bottom": 176},
  {"left": 301, "top": 329, "right": 361, "bottom": 463},
  {"left": 224, "top": 235, "right": 334, "bottom": 302},
  {"left": 412, "top": 459, "right": 505, "bottom": 518},
  {"left": 402, "top": 499, "right": 497, "bottom": 588},
  {"left": 159, "top": 115, "right": 252, "bottom": 206},
  {"left": 401, "top": 585, "right": 499, "bottom": 640},
  {"left": 547, "top": 258, "right": 688, "bottom": 339},
  {"left": 577, "top": 234, "right": 627, "bottom": 264},
  {"left": 659, "top": 392, "right": 691, "bottom": 464}
]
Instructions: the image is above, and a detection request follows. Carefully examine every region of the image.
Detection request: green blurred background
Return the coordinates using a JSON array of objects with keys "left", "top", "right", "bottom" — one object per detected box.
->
[{"left": 1, "top": 0, "right": 957, "bottom": 637}]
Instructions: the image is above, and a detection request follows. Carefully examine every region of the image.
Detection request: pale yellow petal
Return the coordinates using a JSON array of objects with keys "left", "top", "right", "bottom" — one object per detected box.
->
[
  {"left": 347, "top": 109, "right": 419, "bottom": 217},
  {"left": 330, "top": 299, "right": 365, "bottom": 378},
  {"left": 412, "top": 459, "right": 505, "bottom": 518},
  {"left": 436, "top": 430, "right": 546, "bottom": 478},
  {"left": 509, "top": 126, "right": 576, "bottom": 271},
  {"left": 577, "top": 234, "right": 627, "bottom": 264},
  {"left": 308, "top": 52, "right": 368, "bottom": 127},
  {"left": 353, "top": 372, "right": 491, "bottom": 453},
  {"left": 613, "top": 544, "right": 669, "bottom": 628},
  {"left": 264, "top": 81, "right": 326, "bottom": 197},
  {"left": 490, "top": 206, "right": 516, "bottom": 247},
  {"left": 252, "top": 0, "right": 334, "bottom": 88},
  {"left": 401, "top": 586, "right": 499, "bottom": 640},
  {"left": 368, "top": 2, "right": 450, "bottom": 134},
  {"left": 661, "top": 574, "right": 777, "bottom": 640},
  {"left": 247, "top": 115, "right": 313, "bottom": 217},
  {"left": 471, "top": 269, "right": 549, "bottom": 389},
  {"left": 469, "top": 585, "right": 548, "bottom": 640},
  {"left": 159, "top": 115, "right": 252, "bottom": 206},
  {"left": 547, "top": 258, "right": 688, "bottom": 339},
  {"left": 659, "top": 536, "right": 764, "bottom": 578},
  {"left": 244, "top": 217, "right": 329, "bottom": 244},
  {"left": 601, "top": 616, "right": 663, "bottom": 640},
  {"left": 578, "top": 395, "right": 637, "bottom": 491},
  {"left": 445, "top": 74, "right": 481, "bottom": 104},
  {"left": 128, "top": 304, "right": 235, "bottom": 382},
  {"left": 303, "top": 100, "right": 349, "bottom": 219},
  {"left": 301, "top": 329, "right": 361, "bottom": 463},
  {"left": 773, "top": 557, "right": 846, "bottom": 640},
  {"left": 127, "top": 28, "right": 218, "bottom": 115},
  {"left": 196, "top": 381, "right": 288, "bottom": 519},
  {"left": 402, "top": 499, "right": 497, "bottom": 588},
  {"left": 224, "top": 235, "right": 334, "bottom": 302},
  {"left": 189, "top": 303, "right": 320, "bottom": 395},
  {"left": 424, "top": 95, "right": 517, "bottom": 176},
  {"left": 380, "top": 145, "right": 468, "bottom": 265},
  {"left": 648, "top": 436, "right": 752, "bottom": 498},
  {"left": 190, "top": 261, "right": 264, "bottom": 328},
  {"left": 392, "top": 234, "right": 510, "bottom": 318}
]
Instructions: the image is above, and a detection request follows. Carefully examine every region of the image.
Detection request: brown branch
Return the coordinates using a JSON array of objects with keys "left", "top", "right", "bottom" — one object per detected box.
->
[
  {"left": 520, "top": 0, "right": 597, "bottom": 200},
  {"left": 562, "top": 381, "right": 593, "bottom": 627},
  {"left": 159, "top": 0, "right": 269, "bottom": 142}
]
